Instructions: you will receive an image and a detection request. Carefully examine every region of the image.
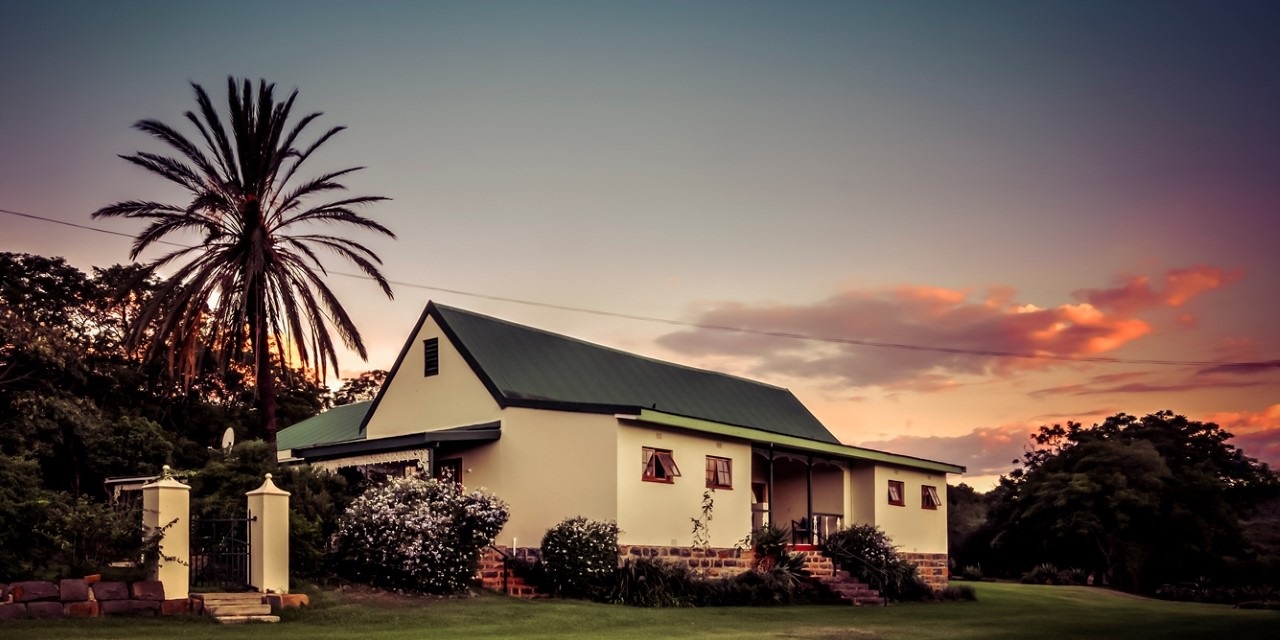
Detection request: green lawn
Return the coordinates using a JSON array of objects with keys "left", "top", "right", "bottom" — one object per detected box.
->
[{"left": 6, "top": 582, "right": 1275, "bottom": 639}]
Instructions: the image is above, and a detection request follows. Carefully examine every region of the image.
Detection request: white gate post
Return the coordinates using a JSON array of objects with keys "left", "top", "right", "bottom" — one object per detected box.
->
[
  {"left": 141, "top": 465, "right": 190, "bottom": 598},
  {"left": 246, "top": 473, "right": 291, "bottom": 593}
]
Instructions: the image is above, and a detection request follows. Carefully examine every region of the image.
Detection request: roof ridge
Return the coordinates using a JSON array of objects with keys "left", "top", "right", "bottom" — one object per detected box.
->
[{"left": 431, "top": 302, "right": 793, "bottom": 392}]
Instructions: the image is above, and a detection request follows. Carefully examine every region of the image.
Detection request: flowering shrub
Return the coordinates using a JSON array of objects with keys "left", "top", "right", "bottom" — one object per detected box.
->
[
  {"left": 329, "top": 474, "right": 509, "bottom": 594},
  {"left": 822, "top": 523, "right": 931, "bottom": 601},
  {"left": 540, "top": 516, "right": 620, "bottom": 598}
]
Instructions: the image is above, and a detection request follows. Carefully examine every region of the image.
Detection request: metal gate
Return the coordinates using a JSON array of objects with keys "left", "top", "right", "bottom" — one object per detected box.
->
[{"left": 190, "top": 517, "right": 252, "bottom": 590}]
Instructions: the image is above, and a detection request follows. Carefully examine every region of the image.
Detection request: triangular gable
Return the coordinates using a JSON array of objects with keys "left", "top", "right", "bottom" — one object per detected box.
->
[{"left": 360, "top": 302, "right": 502, "bottom": 439}]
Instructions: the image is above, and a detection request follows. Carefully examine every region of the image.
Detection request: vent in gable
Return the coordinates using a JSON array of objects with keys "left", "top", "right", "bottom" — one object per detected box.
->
[{"left": 423, "top": 338, "right": 440, "bottom": 377}]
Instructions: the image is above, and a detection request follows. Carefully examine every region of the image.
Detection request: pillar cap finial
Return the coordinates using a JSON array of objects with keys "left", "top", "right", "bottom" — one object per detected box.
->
[
  {"left": 162, "top": 464, "right": 172, "bottom": 479},
  {"left": 265, "top": 472, "right": 273, "bottom": 480}
]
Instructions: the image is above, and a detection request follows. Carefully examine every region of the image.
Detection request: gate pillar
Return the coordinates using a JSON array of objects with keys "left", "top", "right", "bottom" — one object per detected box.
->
[
  {"left": 246, "top": 473, "right": 290, "bottom": 593},
  {"left": 142, "top": 465, "right": 190, "bottom": 598}
]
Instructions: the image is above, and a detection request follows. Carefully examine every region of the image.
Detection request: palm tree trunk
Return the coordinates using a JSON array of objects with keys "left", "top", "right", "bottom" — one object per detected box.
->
[{"left": 249, "top": 274, "right": 278, "bottom": 447}]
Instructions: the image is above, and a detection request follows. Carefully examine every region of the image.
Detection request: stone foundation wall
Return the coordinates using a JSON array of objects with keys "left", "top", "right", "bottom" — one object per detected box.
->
[
  {"left": 619, "top": 545, "right": 755, "bottom": 578},
  {"left": 480, "top": 545, "right": 939, "bottom": 596},
  {"left": 900, "top": 552, "right": 949, "bottom": 591}
]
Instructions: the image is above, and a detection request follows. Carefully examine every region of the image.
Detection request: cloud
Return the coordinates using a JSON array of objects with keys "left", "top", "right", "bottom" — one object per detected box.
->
[
  {"left": 658, "top": 266, "right": 1239, "bottom": 390},
  {"left": 1197, "top": 359, "right": 1280, "bottom": 376},
  {"left": 859, "top": 423, "right": 1038, "bottom": 478},
  {"left": 1073, "top": 265, "right": 1243, "bottom": 314},
  {"left": 1205, "top": 404, "right": 1280, "bottom": 468},
  {"left": 1030, "top": 370, "right": 1267, "bottom": 397},
  {"left": 860, "top": 405, "right": 1280, "bottom": 485}
]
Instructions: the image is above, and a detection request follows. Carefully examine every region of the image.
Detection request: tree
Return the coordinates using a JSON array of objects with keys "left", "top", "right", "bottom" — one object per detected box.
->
[
  {"left": 93, "top": 78, "right": 395, "bottom": 445},
  {"left": 986, "top": 411, "right": 1278, "bottom": 591},
  {"left": 332, "top": 369, "right": 387, "bottom": 406}
]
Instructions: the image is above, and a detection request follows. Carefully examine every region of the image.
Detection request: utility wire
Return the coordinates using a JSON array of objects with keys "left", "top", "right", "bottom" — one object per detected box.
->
[{"left": 2, "top": 206, "right": 1273, "bottom": 369}]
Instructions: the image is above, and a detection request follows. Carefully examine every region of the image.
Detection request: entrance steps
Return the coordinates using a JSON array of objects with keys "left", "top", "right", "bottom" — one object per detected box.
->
[
  {"left": 190, "top": 592, "right": 279, "bottom": 624},
  {"left": 816, "top": 570, "right": 887, "bottom": 606}
]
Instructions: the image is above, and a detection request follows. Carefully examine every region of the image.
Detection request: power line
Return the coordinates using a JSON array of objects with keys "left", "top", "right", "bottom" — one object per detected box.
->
[{"left": 2, "top": 206, "right": 1272, "bottom": 369}]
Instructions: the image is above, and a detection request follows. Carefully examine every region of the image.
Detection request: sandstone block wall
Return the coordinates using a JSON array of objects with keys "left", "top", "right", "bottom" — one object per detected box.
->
[
  {"left": 900, "top": 552, "right": 949, "bottom": 591},
  {"left": 0, "top": 579, "right": 190, "bottom": 621}
]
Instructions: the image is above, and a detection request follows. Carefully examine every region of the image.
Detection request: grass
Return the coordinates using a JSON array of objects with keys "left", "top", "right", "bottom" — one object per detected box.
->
[{"left": 5, "top": 582, "right": 1275, "bottom": 639}]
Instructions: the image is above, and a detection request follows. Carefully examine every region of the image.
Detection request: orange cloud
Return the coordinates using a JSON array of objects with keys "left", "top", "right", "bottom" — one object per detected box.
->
[
  {"left": 1074, "top": 265, "right": 1242, "bottom": 313},
  {"left": 1204, "top": 404, "right": 1280, "bottom": 468},
  {"left": 657, "top": 266, "right": 1236, "bottom": 390}
]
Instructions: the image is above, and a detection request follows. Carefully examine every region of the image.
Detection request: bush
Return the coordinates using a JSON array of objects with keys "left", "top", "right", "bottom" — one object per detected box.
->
[
  {"left": 747, "top": 524, "right": 790, "bottom": 570},
  {"left": 938, "top": 584, "right": 978, "bottom": 601},
  {"left": 329, "top": 474, "right": 509, "bottom": 594},
  {"left": 1020, "top": 563, "right": 1088, "bottom": 585},
  {"left": 608, "top": 558, "right": 701, "bottom": 607},
  {"left": 540, "top": 517, "right": 620, "bottom": 599},
  {"left": 822, "top": 524, "right": 931, "bottom": 602}
]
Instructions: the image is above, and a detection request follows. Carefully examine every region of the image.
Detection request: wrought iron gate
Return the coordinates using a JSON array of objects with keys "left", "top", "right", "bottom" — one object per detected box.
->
[{"left": 190, "top": 516, "right": 252, "bottom": 590}]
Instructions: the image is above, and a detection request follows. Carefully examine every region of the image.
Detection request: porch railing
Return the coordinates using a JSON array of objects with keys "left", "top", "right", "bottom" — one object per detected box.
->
[{"left": 791, "top": 512, "right": 843, "bottom": 545}]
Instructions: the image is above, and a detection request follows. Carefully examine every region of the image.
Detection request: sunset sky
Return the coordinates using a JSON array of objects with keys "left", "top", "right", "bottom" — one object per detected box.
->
[{"left": 3, "top": 1, "right": 1277, "bottom": 488}]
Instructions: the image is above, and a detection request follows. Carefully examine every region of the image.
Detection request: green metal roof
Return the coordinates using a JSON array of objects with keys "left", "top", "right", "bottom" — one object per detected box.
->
[
  {"left": 429, "top": 303, "right": 841, "bottom": 444},
  {"left": 276, "top": 400, "right": 370, "bottom": 451}
]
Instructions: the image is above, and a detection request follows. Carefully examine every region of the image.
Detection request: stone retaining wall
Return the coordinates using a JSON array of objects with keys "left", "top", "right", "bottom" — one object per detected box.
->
[
  {"left": 619, "top": 545, "right": 755, "bottom": 578},
  {"left": 0, "top": 578, "right": 188, "bottom": 621},
  {"left": 900, "top": 552, "right": 949, "bottom": 591}
]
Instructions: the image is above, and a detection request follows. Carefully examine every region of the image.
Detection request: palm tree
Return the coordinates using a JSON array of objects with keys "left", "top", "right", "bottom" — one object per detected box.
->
[{"left": 93, "top": 77, "right": 395, "bottom": 445}]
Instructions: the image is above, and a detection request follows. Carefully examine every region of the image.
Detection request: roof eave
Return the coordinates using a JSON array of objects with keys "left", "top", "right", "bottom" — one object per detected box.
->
[{"left": 620, "top": 409, "right": 967, "bottom": 475}]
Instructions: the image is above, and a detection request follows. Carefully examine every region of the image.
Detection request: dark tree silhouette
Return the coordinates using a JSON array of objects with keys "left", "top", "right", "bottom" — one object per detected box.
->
[{"left": 93, "top": 78, "right": 395, "bottom": 445}]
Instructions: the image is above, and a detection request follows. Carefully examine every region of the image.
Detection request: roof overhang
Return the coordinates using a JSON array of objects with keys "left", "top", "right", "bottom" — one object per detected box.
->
[
  {"left": 617, "top": 409, "right": 966, "bottom": 475},
  {"left": 290, "top": 421, "right": 501, "bottom": 462}
]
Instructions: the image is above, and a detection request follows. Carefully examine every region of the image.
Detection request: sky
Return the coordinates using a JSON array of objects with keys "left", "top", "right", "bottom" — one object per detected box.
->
[{"left": 2, "top": 1, "right": 1277, "bottom": 489}]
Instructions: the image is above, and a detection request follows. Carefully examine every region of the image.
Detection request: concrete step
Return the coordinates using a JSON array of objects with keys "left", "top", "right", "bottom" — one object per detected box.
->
[
  {"left": 206, "top": 603, "right": 272, "bottom": 616},
  {"left": 216, "top": 614, "right": 281, "bottom": 624},
  {"left": 192, "top": 592, "right": 264, "bottom": 603}
]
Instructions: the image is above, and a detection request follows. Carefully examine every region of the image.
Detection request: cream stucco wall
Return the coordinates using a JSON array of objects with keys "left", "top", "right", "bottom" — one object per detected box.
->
[
  {"left": 363, "top": 315, "right": 501, "bottom": 438},
  {"left": 616, "top": 423, "right": 753, "bottom": 547},
  {"left": 848, "top": 464, "right": 876, "bottom": 526},
  {"left": 459, "top": 408, "right": 619, "bottom": 547},
  {"left": 870, "top": 465, "right": 948, "bottom": 554}
]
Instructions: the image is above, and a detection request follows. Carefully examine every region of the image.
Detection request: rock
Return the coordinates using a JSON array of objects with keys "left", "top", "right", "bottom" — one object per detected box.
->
[
  {"left": 130, "top": 580, "right": 165, "bottom": 601},
  {"left": 59, "top": 579, "right": 90, "bottom": 602},
  {"left": 63, "top": 600, "right": 99, "bottom": 617},
  {"left": 26, "top": 601, "right": 65, "bottom": 619},
  {"left": 99, "top": 600, "right": 133, "bottom": 616},
  {"left": 91, "top": 581, "right": 130, "bottom": 601},
  {"left": 10, "top": 581, "right": 59, "bottom": 603},
  {"left": 161, "top": 598, "right": 190, "bottom": 615},
  {"left": 0, "top": 603, "right": 27, "bottom": 620},
  {"left": 130, "top": 600, "right": 161, "bottom": 616}
]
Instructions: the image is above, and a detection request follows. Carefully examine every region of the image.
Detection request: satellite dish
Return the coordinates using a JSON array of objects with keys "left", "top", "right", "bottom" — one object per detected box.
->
[{"left": 221, "top": 427, "right": 236, "bottom": 452}]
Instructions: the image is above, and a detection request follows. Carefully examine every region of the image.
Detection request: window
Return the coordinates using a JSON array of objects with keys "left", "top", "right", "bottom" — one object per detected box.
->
[
  {"left": 888, "top": 480, "right": 905, "bottom": 506},
  {"left": 922, "top": 485, "right": 941, "bottom": 510},
  {"left": 423, "top": 338, "right": 440, "bottom": 376},
  {"left": 705, "top": 456, "right": 732, "bottom": 489},
  {"left": 642, "top": 447, "right": 681, "bottom": 483},
  {"left": 435, "top": 458, "right": 462, "bottom": 483}
]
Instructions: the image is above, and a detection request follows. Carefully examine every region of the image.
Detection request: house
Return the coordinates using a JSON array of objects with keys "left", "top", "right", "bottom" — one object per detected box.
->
[{"left": 278, "top": 302, "right": 965, "bottom": 587}]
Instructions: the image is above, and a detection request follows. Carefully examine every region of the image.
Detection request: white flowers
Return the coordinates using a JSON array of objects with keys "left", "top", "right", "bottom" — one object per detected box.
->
[{"left": 330, "top": 474, "right": 510, "bottom": 594}]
